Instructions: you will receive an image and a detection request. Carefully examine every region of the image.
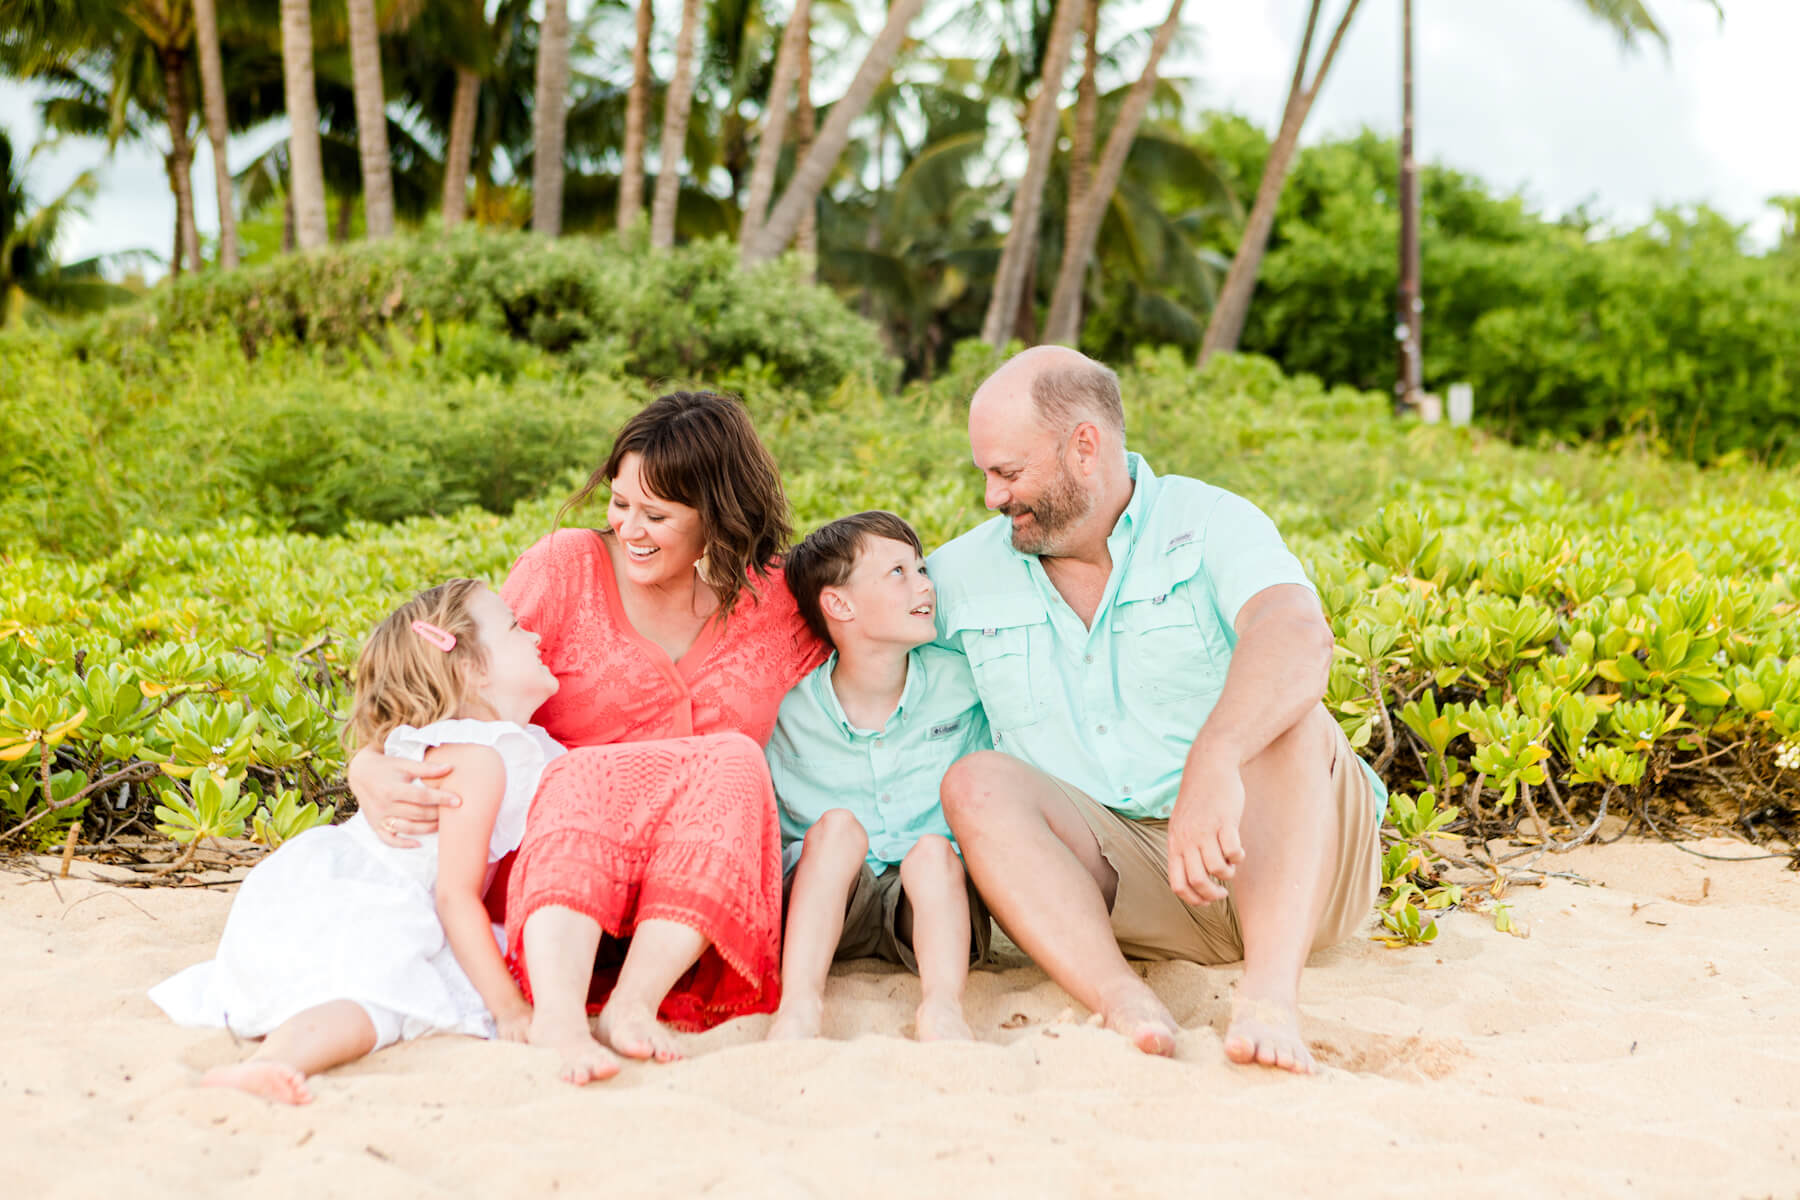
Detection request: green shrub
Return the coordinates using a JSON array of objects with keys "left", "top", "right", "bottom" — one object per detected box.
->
[{"left": 82, "top": 229, "right": 897, "bottom": 400}]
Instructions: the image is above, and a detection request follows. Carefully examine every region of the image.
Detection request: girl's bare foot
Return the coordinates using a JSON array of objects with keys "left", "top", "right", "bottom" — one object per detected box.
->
[
  {"left": 596, "top": 998, "right": 683, "bottom": 1062},
  {"left": 528, "top": 1012, "right": 622, "bottom": 1085},
  {"left": 202, "top": 1060, "right": 313, "bottom": 1105},
  {"left": 1223, "top": 995, "right": 1316, "bottom": 1074},
  {"left": 766, "top": 996, "right": 823, "bottom": 1041},
  {"left": 914, "top": 996, "right": 973, "bottom": 1042}
]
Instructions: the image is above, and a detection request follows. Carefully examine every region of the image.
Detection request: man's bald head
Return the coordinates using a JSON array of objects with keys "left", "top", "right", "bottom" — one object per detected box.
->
[{"left": 971, "top": 345, "right": 1125, "bottom": 441}]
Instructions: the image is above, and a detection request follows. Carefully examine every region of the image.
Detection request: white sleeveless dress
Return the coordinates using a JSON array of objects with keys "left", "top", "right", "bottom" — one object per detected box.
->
[{"left": 149, "top": 719, "right": 563, "bottom": 1046}]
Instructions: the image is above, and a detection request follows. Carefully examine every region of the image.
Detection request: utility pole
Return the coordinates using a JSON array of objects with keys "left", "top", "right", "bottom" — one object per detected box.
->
[{"left": 1396, "top": 0, "right": 1423, "bottom": 414}]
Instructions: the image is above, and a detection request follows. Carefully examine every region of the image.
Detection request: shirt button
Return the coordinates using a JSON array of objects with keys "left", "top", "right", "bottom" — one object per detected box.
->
[
  {"left": 1084, "top": 654, "right": 1094, "bottom": 665},
  {"left": 1096, "top": 724, "right": 1107, "bottom": 734},
  {"left": 874, "top": 738, "right": 884, "bottom": 748},
  {"left": 880, "top": 794, "right": 892, "bottom": 805}
]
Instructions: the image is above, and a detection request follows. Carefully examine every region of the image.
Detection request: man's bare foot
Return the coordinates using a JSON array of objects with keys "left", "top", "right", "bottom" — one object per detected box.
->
[
  {"left": 1098, "top": 983, "right": 1179, "bottom": 1056},
  {"left": 1223, "top": 995, "right": 1315, "bottom": 1074},
  {"left": 202, "top": 1060, "right": 313, "bottom": 1105},
  {"left": 528, "top": 1012, "right": 622, "bottom": 1085},
  {"left": 597, "top": 998, "right": 683, "bottom": 1062},
  {"left": 914, "top": 996, "right": 973, "bottom": 1042},
  {"left": 766, "top": 996, "right": 823, "bottom": 1041}
]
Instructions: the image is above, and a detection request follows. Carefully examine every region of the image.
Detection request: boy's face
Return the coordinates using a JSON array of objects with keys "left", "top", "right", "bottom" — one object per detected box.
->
[{"left": 823, "top": 535, "right": 937, "bottom": 649}]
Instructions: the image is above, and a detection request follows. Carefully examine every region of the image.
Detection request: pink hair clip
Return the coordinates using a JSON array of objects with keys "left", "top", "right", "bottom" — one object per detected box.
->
[{"left": 411, "top": 620, "right": 457, "bottom": 652}]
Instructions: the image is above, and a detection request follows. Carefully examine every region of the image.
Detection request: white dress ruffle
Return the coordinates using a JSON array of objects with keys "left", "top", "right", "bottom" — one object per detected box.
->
[{"left": 149, "top": 719, "right": 563, "bottom": 1045}]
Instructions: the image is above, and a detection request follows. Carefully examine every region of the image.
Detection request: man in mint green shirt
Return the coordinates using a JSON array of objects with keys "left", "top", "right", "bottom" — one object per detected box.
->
[{"left": 931, "top": 345, "right": 1384, "bottom": 1075}]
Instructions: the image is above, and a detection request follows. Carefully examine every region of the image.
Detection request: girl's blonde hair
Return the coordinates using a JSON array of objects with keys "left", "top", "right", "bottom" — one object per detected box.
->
[{"left": 345, "top": 579, "right": 490, "bottom": 752}]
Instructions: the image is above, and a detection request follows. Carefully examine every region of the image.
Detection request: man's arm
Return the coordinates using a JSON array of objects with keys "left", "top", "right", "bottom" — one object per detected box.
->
[{"left": 1167, "top": 583, "right": 1335, "bottom": 905}]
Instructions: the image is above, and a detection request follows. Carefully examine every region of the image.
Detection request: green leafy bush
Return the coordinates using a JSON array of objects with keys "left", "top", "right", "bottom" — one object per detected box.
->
[{"left": 79, "top": 229, "right": 897, "bottom": 401}]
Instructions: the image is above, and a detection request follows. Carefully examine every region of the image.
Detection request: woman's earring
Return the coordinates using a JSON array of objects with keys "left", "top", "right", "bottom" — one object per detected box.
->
[{"left": 695, "top": 553, "right": 712, "bottom": 585}]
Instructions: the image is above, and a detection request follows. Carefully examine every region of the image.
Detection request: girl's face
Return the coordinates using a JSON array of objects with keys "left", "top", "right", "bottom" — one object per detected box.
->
[
  {"left": 465, "top": 586, "right": 558, "bottom": 723},
  {"left": 607, "top": 452, "right": 709, "bottom": 590}
]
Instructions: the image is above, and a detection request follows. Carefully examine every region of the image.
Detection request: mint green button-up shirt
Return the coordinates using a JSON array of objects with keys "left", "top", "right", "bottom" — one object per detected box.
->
[
  {"left": 928, "top": 454, "right": 1385, "bottom": 821},
  {"left": 767, "top": 644, "right": 991, "bottom": 871}
]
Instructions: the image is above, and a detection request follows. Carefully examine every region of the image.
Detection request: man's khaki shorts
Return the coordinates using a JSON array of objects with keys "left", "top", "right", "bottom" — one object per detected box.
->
[
  {"left": 1053, "top": 722, "right": 1382, "bottom": 965},
  {"left": 784, "top": 859, "right": 993, "bottom": 973}
]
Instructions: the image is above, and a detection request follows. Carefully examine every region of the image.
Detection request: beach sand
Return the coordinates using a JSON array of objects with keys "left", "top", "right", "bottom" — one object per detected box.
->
[{"left": 3, "top": 837, "right": 1797, "bottom": 1199}]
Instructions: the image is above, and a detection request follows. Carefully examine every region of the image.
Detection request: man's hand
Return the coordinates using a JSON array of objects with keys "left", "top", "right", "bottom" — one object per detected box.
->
[
  {"left": 348, "top": 746, "right": 460, "bottom": 848},
  {"left": 1167, "top": 755, "right": 1246, "bottom": 906}
]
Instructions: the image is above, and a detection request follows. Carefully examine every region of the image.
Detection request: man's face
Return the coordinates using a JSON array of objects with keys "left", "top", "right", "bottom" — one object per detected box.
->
[{"left": 970, "top": 416, "right": 1095, "bottom": 556}]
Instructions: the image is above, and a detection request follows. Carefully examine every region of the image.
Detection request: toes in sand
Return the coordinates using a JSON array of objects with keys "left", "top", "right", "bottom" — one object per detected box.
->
[
  {"left": 597, "top": 1001, "right": 684, "bottom": 1063},
  {"left": 914, "top": 997, "right": 974, "bottom": 1043},
  {"left": 1100, "top": 991, "right": 1179, "bottom": 1057},
  {"left": 766, "top": 1001, "right": 823, "bottom": 1042},
  {"left": 528, "top": 1013, "right": 622, "bottom": 1085},
  {"left": 202, "top": 1060, "right": 314, "bottom": 1105},
  {"left": 1224, "top": 996, "right": 1316, "bottom": 1075}
]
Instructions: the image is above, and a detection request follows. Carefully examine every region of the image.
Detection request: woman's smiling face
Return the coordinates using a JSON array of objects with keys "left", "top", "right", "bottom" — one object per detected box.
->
[{"left": 608, "top": 452, "right": 709, "bottom": 588}]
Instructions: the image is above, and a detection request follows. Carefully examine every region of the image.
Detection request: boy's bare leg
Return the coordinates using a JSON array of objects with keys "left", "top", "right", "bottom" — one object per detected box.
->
[
  {"left": 597, "top": 918, "right": 705, "bottom": 1062},
  {"left": 520, "top": 905, "right": 624, "bottom": 1084},
  {"left": 941, "top": 751, "right": 1178, "bottom": 1056},
  {"left": 896, "top": 835, "right": 974, "bottom": 1042},
  {"left": 201, "top": 999, "right": 378, "bottom": 1105},
  {"left": 769, "top": 810, "right": 869, "bottom": 1041}
]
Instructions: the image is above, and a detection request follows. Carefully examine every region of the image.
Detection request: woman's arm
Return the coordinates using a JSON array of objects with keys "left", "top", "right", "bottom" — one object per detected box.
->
[
  {"left": 427, "top": 743, "right": 533, "bottom": 1041},
  {"left": 348, "top": 745, "right": 463, "bottom": 848}
]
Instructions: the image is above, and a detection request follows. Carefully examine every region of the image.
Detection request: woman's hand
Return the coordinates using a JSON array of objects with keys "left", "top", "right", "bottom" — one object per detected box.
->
[{"left": 348, "top": 745, "right": 461, "bottom": 848}]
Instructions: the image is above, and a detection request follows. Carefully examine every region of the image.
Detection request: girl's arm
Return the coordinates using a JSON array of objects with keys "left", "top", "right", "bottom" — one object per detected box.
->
[{"left": 426, "top": 743, "right": 534, "bottom": 1041}]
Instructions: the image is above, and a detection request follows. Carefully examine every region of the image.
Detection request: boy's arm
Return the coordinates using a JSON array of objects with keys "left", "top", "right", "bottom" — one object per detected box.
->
[{"left": 428, "top": 743, "right": 533, "bottom": 1041}]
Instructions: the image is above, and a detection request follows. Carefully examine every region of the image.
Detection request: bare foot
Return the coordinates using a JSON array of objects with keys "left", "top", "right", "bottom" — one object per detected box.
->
[
  {"left": 202, "top": 1060, "right": 313, "bottom": 1105},
  {"left": 1223, "top": 995, "right": 1316, "bottom": 1075},
  {"left": 1098, "top": 985, "right": 1179, "bottom": 1057},
  {"left": 766, "top": 997, "right": 823, "bottom": 1042},
  {"left": 528, "top": 1012, "right": 622, "bottom": 1085},
  {"left": 914, "top": 996, "right": 973, "bottom": 1042},
  {"left": 596, "top": 998, "right": 683, "bottom": 1062}
]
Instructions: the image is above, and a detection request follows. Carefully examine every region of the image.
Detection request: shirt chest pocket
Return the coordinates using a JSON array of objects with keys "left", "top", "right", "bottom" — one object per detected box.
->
[
  {"left": 963, "top": 624, "right": 1047, "bottom": 733},
  {"left": 1110, "top": 588, "right": 1227, "bottom": 703}
]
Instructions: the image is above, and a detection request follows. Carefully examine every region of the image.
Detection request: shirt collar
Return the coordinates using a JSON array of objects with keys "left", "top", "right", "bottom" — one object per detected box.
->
[{"left": 815, "top": 647, "right": 924, "bottom": 738}]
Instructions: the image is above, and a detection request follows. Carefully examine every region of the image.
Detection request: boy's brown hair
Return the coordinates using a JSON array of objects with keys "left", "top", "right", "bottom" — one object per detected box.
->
[
  {"left": 344, "top": 579, "right": 489, "bottom": 752},
  {"left": 784, "top": 511, "right": 925, "bottom": 645}
]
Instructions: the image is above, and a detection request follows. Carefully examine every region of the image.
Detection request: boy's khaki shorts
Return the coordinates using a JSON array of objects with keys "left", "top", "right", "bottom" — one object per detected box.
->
[
  {"left": 784, "top": 859, "right": 993, "bottom": 973},
  {"left": 1052, "top": 722, "right": 1382, "bottom": 965}
]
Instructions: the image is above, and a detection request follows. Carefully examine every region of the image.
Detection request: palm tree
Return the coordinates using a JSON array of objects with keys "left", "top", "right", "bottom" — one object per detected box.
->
[
  {"left": 193, "top": 0, "right": 237, "bottom": 267},
  {"left": 1198, "top": 0, "right": 1717, "bottom": 363},
  {"left": 280, "top": 0, "right": 329, "bottom": 250},
  {"left": 345, "top": 0, "right": 395, "bottom": 238},
  {"left": 978, "top": 0, "right": 1083, "bottom": 350},
  {"left": 532, "top": 0, "right": 571, "bottom": 235},
  {"left": 739, "top": 0, "right": 812, "bottom": 258},
  {"left": 1043, "top": 0, "right": 1185, "bottom": 343},
  {"left": 1, "top": 132, "right": 134, "bottom": 326},
  {"left": 441, "top": 0, "right": 482, "bottom": 230},
  {"left": 651, "top": 0, "right": 704, "bottom": 249},
  {"left": 742, "top": 0, "right": 926, "bottom": 265},
  {"left": 617, "top": 0, "right": 654, "bottom": 232}
]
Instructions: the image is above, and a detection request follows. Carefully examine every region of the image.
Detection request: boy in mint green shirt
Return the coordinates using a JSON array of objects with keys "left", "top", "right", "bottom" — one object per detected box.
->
[{"left": 765, "top": 512, "right": 992, "bottom": 1043}]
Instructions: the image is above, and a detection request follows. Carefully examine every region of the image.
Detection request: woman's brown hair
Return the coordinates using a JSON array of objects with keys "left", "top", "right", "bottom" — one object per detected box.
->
[
  {"left": 344, "top": 579, "right": 489, "bottom": 753},
  {"left": 560, "top": 391, "right": 791, "bottom": 619}
]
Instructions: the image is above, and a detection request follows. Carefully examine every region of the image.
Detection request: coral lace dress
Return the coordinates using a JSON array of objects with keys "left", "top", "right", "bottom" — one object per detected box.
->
[{"left": 493, "top": 529, "right": 825, "bottom": 1030}]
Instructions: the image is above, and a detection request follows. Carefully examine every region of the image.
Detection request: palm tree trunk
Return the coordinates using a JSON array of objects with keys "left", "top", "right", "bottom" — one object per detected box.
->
[
  {"left": 1199, "top": 0, "right": 1362, "bottom": 362},
  {"left": 979, "top": 0, "right": 1084, "bottom": 351},
  {"left": 740, "top": 0, "right": 812, "bottom": 259},
  {"left": 280, "top": 0, "right": 329, "bottom": 251},
  {"left": 159, "top": 47, "right": 200, "bottom": 275},
  {"left": 1396, "top": 0, "right": 1422, "bottom": 410},
  {"left": 1066, "top": 0, "right": 1100, "bottom": 241},
  {"left": 794, "top": 20, "right": 816, "bottom": 269},
  {"left": 616, "top": 0, "right": 654, "bottom": 233},
  {"left": 532, "top": 0, "right": 571, "bottom": 236},
  {"left": 346, "top": 0, "right": 395, "bottom": 238},
  {"left": 442, "top": 66, "right": 479, "bottom": 228},
  {"left": 193, "top": 0, "right": 237, "bottom": 269},
  {"left": 1044, "top": 0, "right": 1184, "bottom": 345},
  {"left": 744, "top": 0, "right": 924, "bottom": 265},
  {"left": 651, "top": 0, "right": 704, "bottom": 250}
]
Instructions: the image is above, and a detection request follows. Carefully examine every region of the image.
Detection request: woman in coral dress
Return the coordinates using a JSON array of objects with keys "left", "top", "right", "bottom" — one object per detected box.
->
[{"left": 350, "top": 392, "right": 824, "bottom": 1082}]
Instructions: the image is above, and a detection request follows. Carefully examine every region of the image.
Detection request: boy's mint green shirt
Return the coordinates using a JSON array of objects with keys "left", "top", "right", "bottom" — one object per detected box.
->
[
  {"left": 767, "top": 644, "right": 991, "bottom": 871},
  {"left": 927, "top": 453, "right": 1386, "bottom": 822}
]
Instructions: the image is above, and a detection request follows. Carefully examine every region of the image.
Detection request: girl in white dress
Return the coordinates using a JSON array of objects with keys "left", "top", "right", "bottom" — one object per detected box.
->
[{"left": 150, "top": 578, "right": 579, "bottom": 1104}]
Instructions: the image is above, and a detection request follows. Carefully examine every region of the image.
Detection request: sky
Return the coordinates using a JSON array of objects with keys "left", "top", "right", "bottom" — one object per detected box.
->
[{"left": 2, "top": 0, "right": 1794, "bottom": 276}]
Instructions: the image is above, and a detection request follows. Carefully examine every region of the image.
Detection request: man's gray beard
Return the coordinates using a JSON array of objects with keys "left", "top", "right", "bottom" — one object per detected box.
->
[{"left": 1007, "top": 463, "right": 1093, "bottom": 556}]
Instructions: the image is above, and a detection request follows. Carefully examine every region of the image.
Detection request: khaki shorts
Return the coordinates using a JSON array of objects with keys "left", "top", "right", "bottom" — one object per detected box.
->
[
  {"left": 1053, "top": 722, "right": 1382, "bottom": 965},
  {"left": 784, "top": 859, "right": 993, "bottom": 974}
]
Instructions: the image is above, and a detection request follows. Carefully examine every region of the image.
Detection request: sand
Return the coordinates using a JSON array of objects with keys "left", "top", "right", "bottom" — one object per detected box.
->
[{"left": 3, "top": 837, "right": 1797, "bottom": 1200}]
